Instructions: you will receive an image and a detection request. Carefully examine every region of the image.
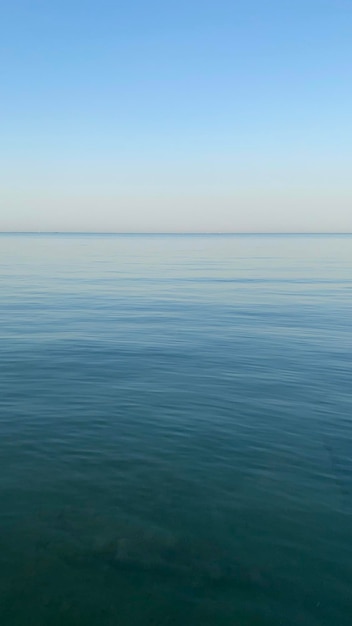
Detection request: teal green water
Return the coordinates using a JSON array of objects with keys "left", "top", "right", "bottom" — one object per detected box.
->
[{"left": 0, "top": 234, "right": 351, "bottom": 625}]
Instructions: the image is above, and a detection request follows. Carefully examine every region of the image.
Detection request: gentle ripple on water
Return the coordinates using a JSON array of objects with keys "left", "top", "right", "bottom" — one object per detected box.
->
[{"left": 0, "top": 234, "right": 351, "bottom": 626}]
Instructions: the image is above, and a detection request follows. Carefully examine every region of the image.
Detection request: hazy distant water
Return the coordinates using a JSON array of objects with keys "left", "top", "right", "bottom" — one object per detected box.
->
[{"left": 0, "top": 233, "right": 351, "bottom": 626}]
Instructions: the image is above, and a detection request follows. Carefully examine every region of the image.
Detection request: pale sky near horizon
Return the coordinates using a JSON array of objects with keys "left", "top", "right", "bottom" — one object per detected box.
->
[{"left": 1, "top": 1, "right": 351, "bottom": 232}]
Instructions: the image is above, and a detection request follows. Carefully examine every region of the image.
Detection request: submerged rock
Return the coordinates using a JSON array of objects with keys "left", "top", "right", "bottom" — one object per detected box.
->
[
  {"left": 92, "top": 523, "right": 264, "bottom": 588},
  {"left": 53, "top": 511, "right": 268, "bottom": 590}
]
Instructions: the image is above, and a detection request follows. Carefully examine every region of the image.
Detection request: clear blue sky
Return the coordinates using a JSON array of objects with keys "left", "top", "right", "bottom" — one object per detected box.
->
[{"left": 1, "top": 0, "right": 351, "bottom": 232}]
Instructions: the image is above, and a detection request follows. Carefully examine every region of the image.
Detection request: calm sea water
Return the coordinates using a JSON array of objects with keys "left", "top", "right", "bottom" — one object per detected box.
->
[{"left": 0, "top": 234, "right": 351, "bottom": 626}]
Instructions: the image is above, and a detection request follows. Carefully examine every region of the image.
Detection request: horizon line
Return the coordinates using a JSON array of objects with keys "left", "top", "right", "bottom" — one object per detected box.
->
[{"left": 0, "top": 231, "right": 351, "bottom": 236}]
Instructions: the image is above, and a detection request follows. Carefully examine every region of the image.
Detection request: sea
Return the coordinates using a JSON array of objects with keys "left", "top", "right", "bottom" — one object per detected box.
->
[{"left": 0, "top": 233, "right": 351, "bottom": 626}]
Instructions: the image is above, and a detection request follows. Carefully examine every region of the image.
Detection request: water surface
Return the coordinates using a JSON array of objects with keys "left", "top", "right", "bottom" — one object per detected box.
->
[{"left": 0, "top": 234, "right": 351, "bottom": 625}]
